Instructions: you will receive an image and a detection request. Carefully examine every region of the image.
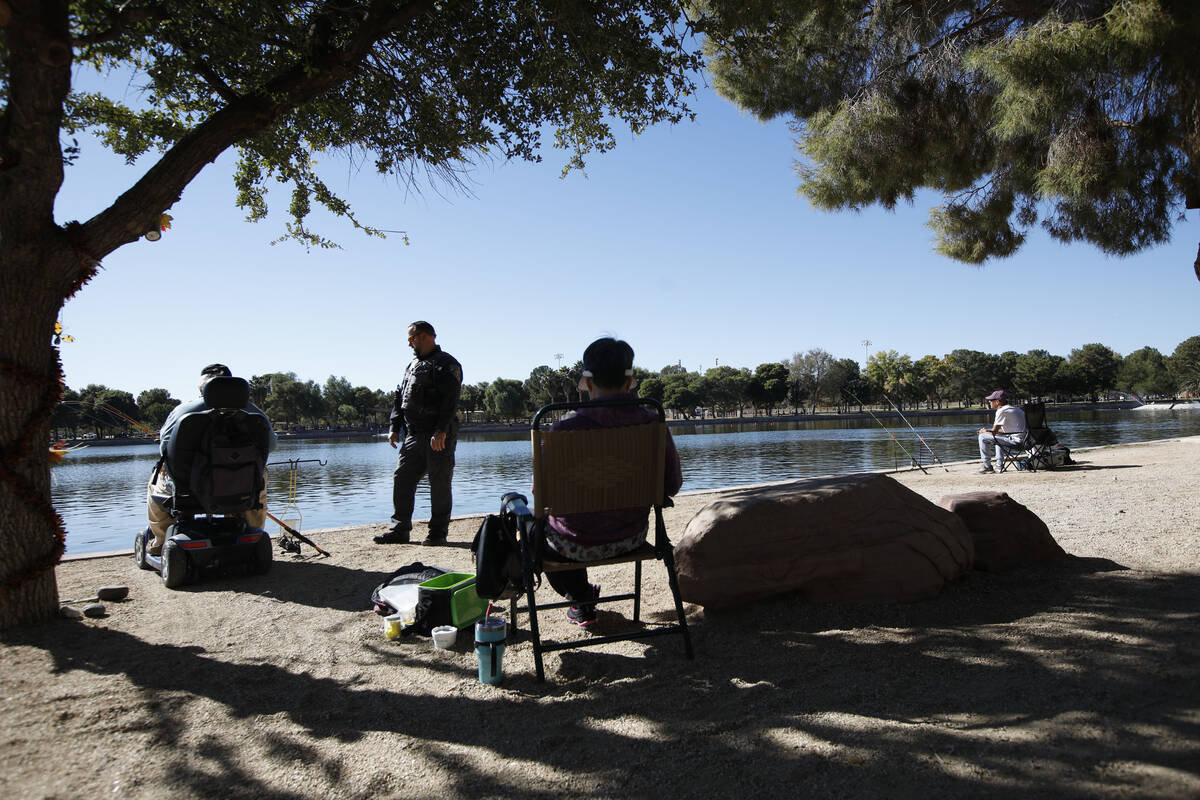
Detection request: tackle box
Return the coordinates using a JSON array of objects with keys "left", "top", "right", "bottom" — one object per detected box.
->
[{"left": 417, "top": 572, "right": 487, "bottom": 629}]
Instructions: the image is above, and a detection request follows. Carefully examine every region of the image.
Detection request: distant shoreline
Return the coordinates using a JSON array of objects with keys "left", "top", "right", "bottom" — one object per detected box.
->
[{"left": 54, "top": 400, "right": 1140, "bottom": 445}]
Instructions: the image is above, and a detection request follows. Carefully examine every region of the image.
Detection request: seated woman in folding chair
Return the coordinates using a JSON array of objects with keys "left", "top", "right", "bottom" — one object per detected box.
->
[
  {"left": 543, "top": 337, "right": 683, "bottom": 628},
  {"left": 977, "top": 389, "right": 1027, "bottom": 474}
]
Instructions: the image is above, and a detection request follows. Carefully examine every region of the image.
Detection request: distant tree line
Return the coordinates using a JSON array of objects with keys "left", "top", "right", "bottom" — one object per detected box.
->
[
  {"left": 854, "top": 338, "right": 1200, "bottom": 412},
  {"left": 50, "top": 373, "right": 395, "bottom": 439},
  {"left": 50, "top": 336, "right": 1200, "bottom": 437},
  {"left": 508, "top": 336, "right": 1200, "bottom": 421}
]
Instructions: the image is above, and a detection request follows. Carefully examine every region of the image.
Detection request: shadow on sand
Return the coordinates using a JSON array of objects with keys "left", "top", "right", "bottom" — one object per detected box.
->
[{"left": 11, "top": 555, "right": 1200, "bottom": 799}]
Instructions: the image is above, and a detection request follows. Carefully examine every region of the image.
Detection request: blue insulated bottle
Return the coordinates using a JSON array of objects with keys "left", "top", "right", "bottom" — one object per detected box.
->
[{"left": 474, "top": 616, "right": 506, "bottom": 684}]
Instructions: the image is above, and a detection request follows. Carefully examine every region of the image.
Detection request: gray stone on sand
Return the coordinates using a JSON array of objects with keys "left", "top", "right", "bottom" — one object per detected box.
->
[
  {"left": 60, "top": 606, "right": 83, "bottom": 620},
  {"left": 937, "top": 491, "right": 1066, "bottom": 572},
  {"left": 82, "top": 603, "right": 106, "bottom": 618},
  {"left": 674, "top": 473, "right": 974, "bottom": 609},
  {"left": 97, "top": 585, "right": 129, "bottom": 601}
]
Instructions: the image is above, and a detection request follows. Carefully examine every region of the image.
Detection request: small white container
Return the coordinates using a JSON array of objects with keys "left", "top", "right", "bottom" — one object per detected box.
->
[{"left": 431, "top": 625, "right": 457, "bottom": 649}]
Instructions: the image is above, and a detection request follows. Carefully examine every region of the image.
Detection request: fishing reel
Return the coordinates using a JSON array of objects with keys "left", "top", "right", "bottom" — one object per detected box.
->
[{"left": 277, "top": 534, "right": 302, "bottom": 555}]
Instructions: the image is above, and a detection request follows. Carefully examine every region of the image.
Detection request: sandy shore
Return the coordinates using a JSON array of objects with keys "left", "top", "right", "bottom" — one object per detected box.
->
[{"left": 3, "top": 437, "right": 1199, "bottom": 798}]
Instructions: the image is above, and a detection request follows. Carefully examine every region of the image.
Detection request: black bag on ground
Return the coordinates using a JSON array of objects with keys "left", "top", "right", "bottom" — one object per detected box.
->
[
  {"left": 371, "top": 562, "right": 448, "bottom": 616},
  {"left": 471, "top": 514, "right": 524, "bottom": 601}
]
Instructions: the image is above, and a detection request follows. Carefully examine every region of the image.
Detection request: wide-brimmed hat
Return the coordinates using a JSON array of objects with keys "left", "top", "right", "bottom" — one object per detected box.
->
[{"left": 984, "top": 390, "right": 1007, "bottom": 401}]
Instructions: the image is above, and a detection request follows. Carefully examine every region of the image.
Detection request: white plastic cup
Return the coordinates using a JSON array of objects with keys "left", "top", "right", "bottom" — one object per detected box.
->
[{"left": 431, "top": 625, "right": 457, "bottom": 649}]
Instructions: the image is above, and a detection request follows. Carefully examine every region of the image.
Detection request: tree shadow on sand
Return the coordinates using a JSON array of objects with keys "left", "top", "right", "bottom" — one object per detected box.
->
[{"left": 11, "top": 556, "right": 1200, "bottom": 799}]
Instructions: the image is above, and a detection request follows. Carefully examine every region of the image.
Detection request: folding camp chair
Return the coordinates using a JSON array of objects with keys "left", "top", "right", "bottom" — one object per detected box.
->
[
  {"left": 509, "top": 397, "right": 693, "bottom": 682},
  {"left": 998, "top": 402, "right": 1059, "bottom": 472}
]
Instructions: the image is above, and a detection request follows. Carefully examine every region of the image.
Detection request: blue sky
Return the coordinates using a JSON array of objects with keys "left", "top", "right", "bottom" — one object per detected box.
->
[{"left": 54, "top": 79, "right": 1200, "bottom": 402}]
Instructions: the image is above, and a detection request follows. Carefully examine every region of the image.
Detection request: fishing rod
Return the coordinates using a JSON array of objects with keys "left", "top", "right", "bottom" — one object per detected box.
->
[
  {"left": 880, "top": 393, "right": 950, "bottom": 472},
  {"left": 263, "top": 510, "right": 331, "bottom": 557},
  {"left": 844, "top": 391, "right": 929, "bottom": 475},
  {"left": 59, "top": 400, "right": 159, "bottom": 438}
]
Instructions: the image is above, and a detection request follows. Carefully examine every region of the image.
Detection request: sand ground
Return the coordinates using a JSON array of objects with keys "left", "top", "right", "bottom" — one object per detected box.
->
[{"left": 2, "top": 437, "right": 1199, "bottom": 799}]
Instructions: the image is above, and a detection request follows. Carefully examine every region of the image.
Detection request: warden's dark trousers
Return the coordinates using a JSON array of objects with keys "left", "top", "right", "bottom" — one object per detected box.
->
[{"left": 391, "top": 426, "right": 457, "bottom": 536}]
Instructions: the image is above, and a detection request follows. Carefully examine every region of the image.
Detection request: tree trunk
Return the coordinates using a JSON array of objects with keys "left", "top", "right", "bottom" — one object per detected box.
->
[
  {"left": 0, "top": 246, "right": 75, "bottom": 628},
  {"left": 0, "top": 0, "right": 78, "bottom": 628}
]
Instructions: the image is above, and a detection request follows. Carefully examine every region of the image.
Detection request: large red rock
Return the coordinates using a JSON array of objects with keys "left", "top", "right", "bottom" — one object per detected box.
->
[
  {"left": 937, "top": 491, "right": 1066, "bottom": 572},
  {"left": 674, "top": 473, "right": 974, "bottom": 609}
]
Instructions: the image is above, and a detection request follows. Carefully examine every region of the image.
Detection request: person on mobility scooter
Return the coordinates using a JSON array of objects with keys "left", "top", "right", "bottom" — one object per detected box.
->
[{"left": 135, "top": 364, "right": 278, "bottom": 588}]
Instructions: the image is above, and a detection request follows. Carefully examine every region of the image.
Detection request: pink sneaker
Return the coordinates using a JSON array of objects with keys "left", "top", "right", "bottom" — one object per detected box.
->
[{"left": 566, "top": 584, "right": 600, "bottom": 628}]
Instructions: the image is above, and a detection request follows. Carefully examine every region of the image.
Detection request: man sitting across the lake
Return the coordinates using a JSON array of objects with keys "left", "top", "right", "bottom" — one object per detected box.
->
[
  {"left": 143, "top": 364, "right": 277, "bottom": 555},
  {"left": 977, "top": 389, "right": 1027, "bottom": 474}
]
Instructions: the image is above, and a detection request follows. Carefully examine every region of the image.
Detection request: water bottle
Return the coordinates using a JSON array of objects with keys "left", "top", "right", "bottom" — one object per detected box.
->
[{"left": 474, "top": 616, "right": 507, "bottom": 684}]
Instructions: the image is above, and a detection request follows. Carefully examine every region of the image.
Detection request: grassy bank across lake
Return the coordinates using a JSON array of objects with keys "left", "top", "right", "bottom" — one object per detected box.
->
[{"left": 4, "top": 437, "right": 1199, "bottom": 798}]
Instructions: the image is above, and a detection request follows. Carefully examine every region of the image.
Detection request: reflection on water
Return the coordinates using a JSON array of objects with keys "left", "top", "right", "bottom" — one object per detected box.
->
[{"left": 53, "top": 407, "right": 1200, "bottom": 555}]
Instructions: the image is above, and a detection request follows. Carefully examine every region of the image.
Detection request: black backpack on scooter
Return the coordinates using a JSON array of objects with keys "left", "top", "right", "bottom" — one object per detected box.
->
[{"left": 188, "top": 411, "right": 265, "bottom": 514}]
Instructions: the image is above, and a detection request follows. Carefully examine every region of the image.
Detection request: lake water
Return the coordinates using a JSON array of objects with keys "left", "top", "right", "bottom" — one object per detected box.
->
[{"left": 52, "top": 406, "right": 1200, "bottom": 555}]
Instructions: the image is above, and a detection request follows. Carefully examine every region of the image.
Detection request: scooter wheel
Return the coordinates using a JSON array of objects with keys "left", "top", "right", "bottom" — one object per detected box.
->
[
  {"left": 161, "top": 541, "right": 188, "bottom": 589},
  {"left": 133, "top": 530, "right": 151, "bottom": 570},
  {"left": 250, "top": 534, "right": 273, "bottom": 575}
]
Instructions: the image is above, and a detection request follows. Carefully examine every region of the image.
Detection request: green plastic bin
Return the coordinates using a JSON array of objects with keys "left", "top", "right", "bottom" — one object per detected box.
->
[{"left": 417, "top": 572, "right": 487, "bottom": 629}]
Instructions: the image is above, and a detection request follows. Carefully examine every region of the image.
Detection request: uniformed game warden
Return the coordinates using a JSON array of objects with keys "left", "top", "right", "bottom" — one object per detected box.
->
[{"left": 375, "top": 321, "right": 463, "bottom": 545}]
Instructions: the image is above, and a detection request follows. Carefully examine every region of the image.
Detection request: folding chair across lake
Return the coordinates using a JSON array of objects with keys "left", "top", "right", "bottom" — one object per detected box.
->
[{"left": 997, "top": 401, "right": 1059, "bottom": 472}]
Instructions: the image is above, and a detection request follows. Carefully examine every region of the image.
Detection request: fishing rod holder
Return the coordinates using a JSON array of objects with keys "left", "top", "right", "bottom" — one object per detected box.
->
[{"left": 266, "top": 458, "right": 328, "bottom": 468}]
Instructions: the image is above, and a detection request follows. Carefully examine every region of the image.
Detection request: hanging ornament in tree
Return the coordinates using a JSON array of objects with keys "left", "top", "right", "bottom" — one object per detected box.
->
[
  {"left": 52, "top": 320, "right": 74, "bottom": 345},
  {"left": 144, "top": 213, "right": 173, "bottom": 241}
]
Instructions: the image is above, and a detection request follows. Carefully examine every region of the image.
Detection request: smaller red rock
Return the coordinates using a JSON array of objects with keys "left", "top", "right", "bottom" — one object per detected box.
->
[{"left": 938, "top": 491, "right": 1066, "bottom": 572}]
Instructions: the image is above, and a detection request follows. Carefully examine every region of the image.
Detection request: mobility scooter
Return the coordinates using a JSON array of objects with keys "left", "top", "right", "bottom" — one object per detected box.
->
[{"left": 134, "top": 376, "right": 274, "bottom": 588}]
